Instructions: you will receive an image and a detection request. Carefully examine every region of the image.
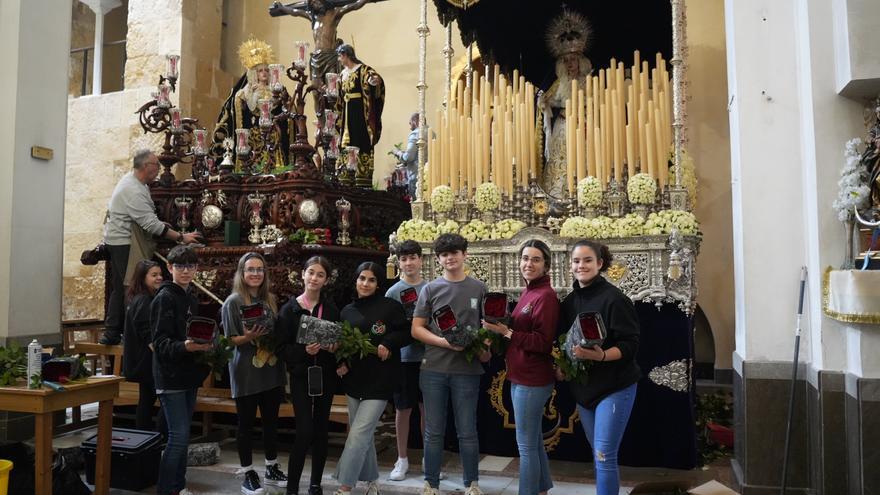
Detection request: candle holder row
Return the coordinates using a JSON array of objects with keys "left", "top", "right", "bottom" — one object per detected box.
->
[{"left": 412, "top": 178, "right": 689, "bottom": 229}]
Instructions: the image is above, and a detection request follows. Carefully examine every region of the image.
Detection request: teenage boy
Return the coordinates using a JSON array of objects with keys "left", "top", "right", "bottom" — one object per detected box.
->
[
  {"left": 152, "top": 245, "right": 213, "bottom": 495},
  {"left": 412, "top": 233, "right": 490, "bottom": 495},
  {"left": 386, "top": 240, "right": 427, "bottom": 481}
]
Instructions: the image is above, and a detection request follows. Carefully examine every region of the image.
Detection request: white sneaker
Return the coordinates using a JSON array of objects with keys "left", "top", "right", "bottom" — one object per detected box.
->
[
  {"left": 179, "top": 490, "right": 195, "bottom": 495},
  {"left": 421, "top": 481, "right": 440, "bottom": 495},
  {"left": 333, "top": 490, "right": 350, "bottom": 495},
  {"left": 365, "top": 481, "right": 381, "bottom": 495},
  {"left": 389, "top": 458, "right": 409, "bottom": 481},
  {"left": 464, "top": 482, "right": 483, "bottom": 495}
]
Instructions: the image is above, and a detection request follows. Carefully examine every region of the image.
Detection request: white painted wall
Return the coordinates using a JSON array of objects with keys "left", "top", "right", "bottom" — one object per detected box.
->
[
  {"left": 0, "top": 0, "right": 73, "bottom": 340},
  {"left": 727, "top": 0, "right": 875, "bottom": 377}
]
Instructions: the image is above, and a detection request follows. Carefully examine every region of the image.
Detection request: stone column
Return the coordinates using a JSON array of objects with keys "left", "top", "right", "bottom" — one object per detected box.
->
[
  {"left": 725, "top": 0, "right": 872, "bottom": 493},
  {"left": 81, "top": 0, "right": 122, "bottom": 95}
]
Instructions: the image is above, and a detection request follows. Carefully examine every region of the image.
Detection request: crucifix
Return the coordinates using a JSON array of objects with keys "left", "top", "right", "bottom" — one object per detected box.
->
[{"left": 269, "top": 0, "right": 387, "bottom": 84}]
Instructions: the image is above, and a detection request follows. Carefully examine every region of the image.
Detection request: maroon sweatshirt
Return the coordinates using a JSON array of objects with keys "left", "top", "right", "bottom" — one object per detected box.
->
[{"left": 505, "top": 275, "right": 559, "bottom": 386}]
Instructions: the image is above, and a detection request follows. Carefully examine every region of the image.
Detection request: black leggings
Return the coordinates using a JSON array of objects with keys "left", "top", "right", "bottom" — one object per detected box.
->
[
  {"left": 136, "top": 380, "right": 166, "bottom": 434},
  {"left": 288, "top": 369, "right": 336, "bottom": 491},
  {"left": 234, "top": 386, "right": 284, "bottom": 467}
]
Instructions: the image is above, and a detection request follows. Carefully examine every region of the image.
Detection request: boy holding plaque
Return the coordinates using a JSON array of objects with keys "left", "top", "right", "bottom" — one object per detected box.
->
[
  {"left": 151, "top": 245, "right": 213, "bottom": 495},
  {"left": 412, "top": 233, "right": 491, "bottom": 495},
  {"left": 385, "top": 240, "right": 427, "bottom": 481}
]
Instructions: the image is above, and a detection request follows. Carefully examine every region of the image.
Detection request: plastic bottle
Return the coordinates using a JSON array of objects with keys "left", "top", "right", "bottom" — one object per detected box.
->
[{"left": 27, "top": 339, "right": 42, "bottom": 389}]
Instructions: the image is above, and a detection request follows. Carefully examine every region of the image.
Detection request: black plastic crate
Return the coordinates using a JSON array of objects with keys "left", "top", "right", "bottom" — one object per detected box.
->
[{"left": 81, "top": 428, "right": 163, "bottom": 491}]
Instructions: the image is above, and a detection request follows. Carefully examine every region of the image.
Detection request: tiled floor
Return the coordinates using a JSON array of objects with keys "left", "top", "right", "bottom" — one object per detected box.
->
[{"left": 54, "top": 424, "right": 734, "bottom": 495}]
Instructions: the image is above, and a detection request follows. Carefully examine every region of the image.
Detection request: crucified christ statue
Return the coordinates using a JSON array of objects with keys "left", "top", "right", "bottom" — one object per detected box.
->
[{"left": 269, "top": 0, "right": 386, "bottom": 84}]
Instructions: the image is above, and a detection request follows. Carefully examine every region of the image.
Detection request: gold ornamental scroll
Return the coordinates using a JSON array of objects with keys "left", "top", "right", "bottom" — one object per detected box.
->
[{"left": 822, "top": 267, "right": 880, "bottom": 324}]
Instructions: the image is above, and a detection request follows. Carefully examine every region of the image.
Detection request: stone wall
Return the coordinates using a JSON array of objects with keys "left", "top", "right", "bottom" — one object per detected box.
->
[{"left": 62, "top": 0, "right": 234, "bottom": 321}]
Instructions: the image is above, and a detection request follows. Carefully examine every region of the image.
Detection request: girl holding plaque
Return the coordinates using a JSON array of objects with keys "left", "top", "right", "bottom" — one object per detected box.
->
[
  {"left": 122, "top": 260, "right": 166, "bottom": 433},
  {"left": 276, "top": 256, "right": 340, "bottom": 495},
  {"left": 221, "top": 252, "right": 288, "bottom": 494},
  {"left": 333, "top": 262, "right": 410, "bottom": 495},
  {"left": 482, "top": 240, "right": 558, "bottom": 495},
  {"left": 558, "top": 240, "right": 640, "bottom": 495}
]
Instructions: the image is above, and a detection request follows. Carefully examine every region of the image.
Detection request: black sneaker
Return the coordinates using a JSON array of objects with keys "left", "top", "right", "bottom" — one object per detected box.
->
[
  {"left": 308, "top": 485, "right": 324, "bottom": 495},
  {"left": 264, "top": 463, "right": 288, "bottom": 487},
  {"left": 242, "top": 469, "right": 265, "bottom": 495}
]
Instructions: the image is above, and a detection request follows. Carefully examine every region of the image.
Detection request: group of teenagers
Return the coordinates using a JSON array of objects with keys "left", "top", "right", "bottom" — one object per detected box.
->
[{"left": 122, "top": 232, "right": 640, "bottom": 495}]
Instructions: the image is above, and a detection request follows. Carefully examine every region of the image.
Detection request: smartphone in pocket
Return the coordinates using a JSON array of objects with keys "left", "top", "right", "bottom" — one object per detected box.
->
[{"left": 307, "top": 365, "right": 323, "bottom": 397}]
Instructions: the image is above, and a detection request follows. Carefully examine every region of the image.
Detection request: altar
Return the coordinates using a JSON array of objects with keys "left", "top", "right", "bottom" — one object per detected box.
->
[{"left": 87, "top": 0, "right": 703, "bottom": 472}]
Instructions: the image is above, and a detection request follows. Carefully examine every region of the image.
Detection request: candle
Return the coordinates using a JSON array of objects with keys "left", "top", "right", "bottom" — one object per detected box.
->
[
  {"left": 325, "top": 72, "right": 339, "bottom": 96},
  {"left": 346, "top": 146, "right": 359, "bottom": 171},
  {"left": 324, "top": 110, "right": 337, "bottom": 134},
  {"left": 328, "top": 134, "right": 339, "bottom": 158},
  {"left": 638, "top": 108, "right": 648, "bottom": 173},
  {"left": 576, "top": 125, "right": 585, "bottom": 192},
  {"left": 165, "top": 54, "right": 180, "bottom": 79},
  {"left": 654, "top": 113, "right": 666, "bottom": 188},
  {"left": 269, "top": 64, "right": 284, "bottom": 92},
  {"left": 170, "top": 107, "right": 182, "bottom": 131},
  {"left": 594, "top": 126, "right": 603, "bottom": 188},
  {"left": 626, "top": 124, "right": 635, "bottom": 179},
  {"left": 235, "top": 128, "right": 251, "bottom": 155},
  {"left": 645, "top": 121, "right": 655, "bottom": 179},
  {"left": 157, "top": 82, "right": 172, "bottom": 108},
  {"left": 258, "top": 98, "right": 273, "bottom": 129},
  {"left": 295, "top": 41, "right": 310, "bottom": 70},
  {"left": 193, "top": 129, "right": 207, "bottom": 155}
]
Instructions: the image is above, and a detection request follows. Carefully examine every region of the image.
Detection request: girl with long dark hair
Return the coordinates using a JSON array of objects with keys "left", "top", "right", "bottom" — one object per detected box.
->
[
  {"left": 333, "top": 262, "right": 411, "bottom": 495},
  {"left": 483, "top": 240, "right": 558, "bottom": 495},
  {"left": 559, "top": 240, "right": 640, "bottom": 495},
  {"left": 276, "top": 256, "right": 341, "bottom": 495},
  {"left": 123, "top": 259, "right": 166, "bottom": 432}
]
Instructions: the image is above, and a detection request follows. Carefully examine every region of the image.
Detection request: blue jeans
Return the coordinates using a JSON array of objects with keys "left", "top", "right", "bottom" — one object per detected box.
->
[
  {"left": 334, "top": 396, "right": 385, "bottom": 487},
  {"left": 157, "top": 389, "right": 198, "bottom": 495},
  {"left": 420, "top": 370, "right": 481, "bottom": 489},
  {"left": 577, "top": 383, "right": 637, "bottom": 495},
  {"left": 511, "top": 383, "right": 554, "bottom": 495}
]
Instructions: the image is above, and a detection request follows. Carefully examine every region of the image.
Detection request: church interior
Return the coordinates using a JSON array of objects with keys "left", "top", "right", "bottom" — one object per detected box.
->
[{"left": 0, "top": 0, "right": 878, "bottom": 493}]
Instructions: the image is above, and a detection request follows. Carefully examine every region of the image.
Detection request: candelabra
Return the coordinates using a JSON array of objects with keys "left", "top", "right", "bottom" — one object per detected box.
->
[{"left": 135, "top": 54, "right": 208, "bottom": 186}]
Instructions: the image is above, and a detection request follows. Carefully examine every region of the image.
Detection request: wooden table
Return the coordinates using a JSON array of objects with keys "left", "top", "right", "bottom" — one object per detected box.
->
[{"left": 0, "top": 376, "right": 123, "bottom": 495}]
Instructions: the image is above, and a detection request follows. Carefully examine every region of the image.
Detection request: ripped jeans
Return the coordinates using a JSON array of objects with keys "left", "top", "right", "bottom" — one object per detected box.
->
[{"left": 576, "top": 383, "right": 637, "bottom": 495}]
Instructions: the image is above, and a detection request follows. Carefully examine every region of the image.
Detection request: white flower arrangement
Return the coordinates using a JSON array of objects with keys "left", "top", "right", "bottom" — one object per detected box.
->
[
  {"left": 613, "top": 213, "right": 646, "bottom": 238},
  {"left": 627, "top": 173, "right": 657, "bottom": 205},
  {"left": 491, "top": 219, "right": 527, "bottom": 240},
  {"left": 590, "top": 216, "right": 615, "bottom": 239},
  {"left": 436, "top": 219, "right": 460, "bottom": 235},
  {"left": 396, "top": 219, "right": 438, "bottom": 242},
  {"left": 560, "top": 216, "right": 596, "bottom": 238},
  {"left": 474, "top": 182, "right": 502, "bottom": 212},
  {"left": 577, "top": 177, "right": 603, "bottom": 207},
  {"left": 460, "top": 219, "right": 491, "bottom": 242},
  {"left": 668, "top": 148, "right": 698, "bottom": 208},
  {"left": 430, "top": 185, "right": 454, "bottom": 213},
  {"left": 832, "top": 138, "right": 870, "bottom": 221},
  {"left": 644, "top": 209, "right": 700, "bottom": 235}
]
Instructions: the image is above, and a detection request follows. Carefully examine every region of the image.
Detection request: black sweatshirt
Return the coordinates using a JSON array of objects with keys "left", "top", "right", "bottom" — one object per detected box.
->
[
  {"left": 123, "top": 292, "right": 154, "bottom": 382},
  {"left": 151, "top": 281, "right": 210, "bottom": 390},
  {"left": 559, "top": 276, "right": 641, "bottom": 409},
  {"left": 276, "top": 295, "right": 341, "bottom": 377},
  {"left": 339, "top": 293, "right": 411, "bottom": 400}
]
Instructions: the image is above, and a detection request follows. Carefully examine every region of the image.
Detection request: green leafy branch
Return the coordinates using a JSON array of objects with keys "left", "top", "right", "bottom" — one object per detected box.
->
[
  {"left": 0, "top": 342, "right": 28, "bottom": 386},
  {"left": 552, "top": 333, "right": 591, "bottom": 384},
  {"left": 196, "top": 335, "right": 234, "bottom": 381},
  {"left": 336, "top": 321, "right": 377, "bottom": 362}
]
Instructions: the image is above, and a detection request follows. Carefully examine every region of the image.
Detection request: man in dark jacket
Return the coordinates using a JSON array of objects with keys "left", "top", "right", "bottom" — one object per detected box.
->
[{"left": 151, "top": 245, "right": 212, "bottom": 495}]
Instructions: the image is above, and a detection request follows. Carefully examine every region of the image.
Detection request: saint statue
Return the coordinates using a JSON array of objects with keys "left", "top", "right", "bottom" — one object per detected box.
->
[
  {"left": 538, "top": 9, "right": 592, "bottom": 200},
  {"left": 861, "top": 99, "right": 880, "bottom": 216},
  {"left": 336, "top": 43, "right": 385, "bottom": 188},
  {"left": 269, "top": 0, "right": 385, "bottom": 84},
  {"left": 233, "top": 38, "right": 288, "bottom": 171}
]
